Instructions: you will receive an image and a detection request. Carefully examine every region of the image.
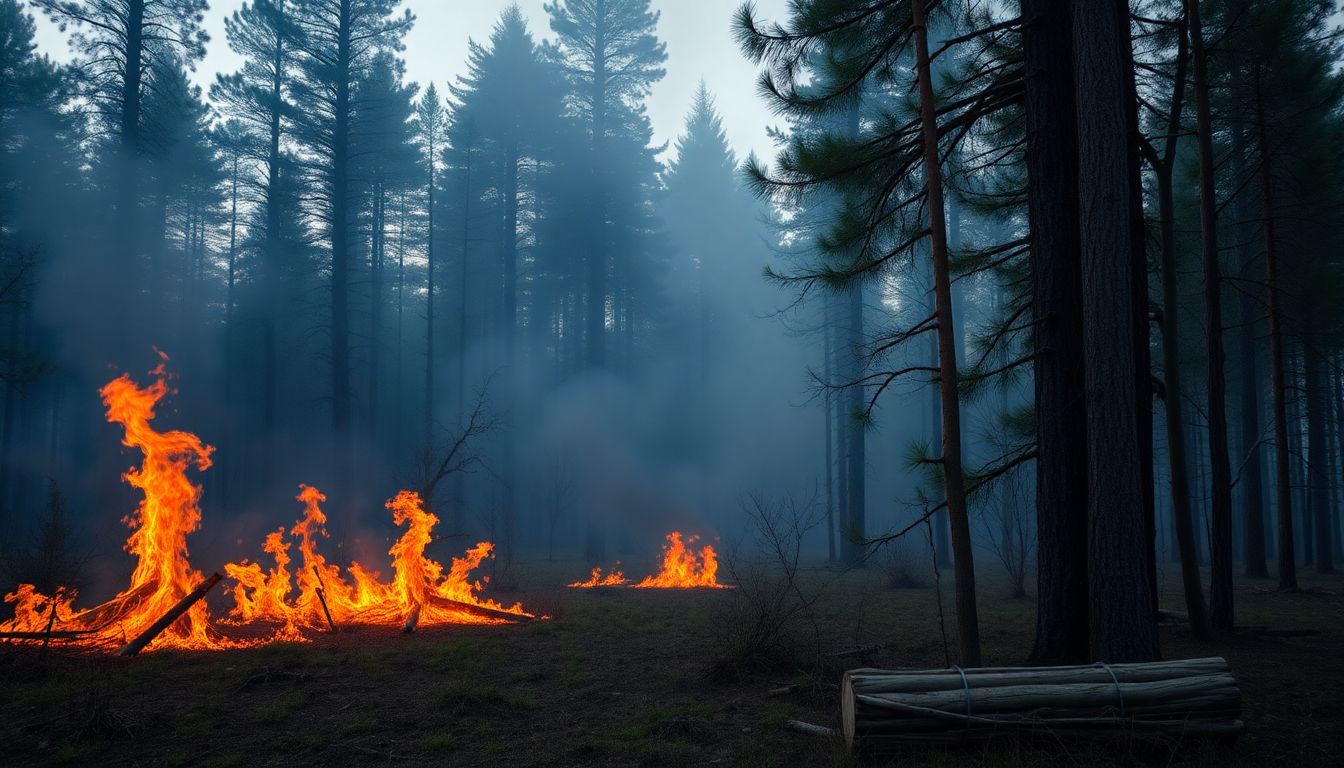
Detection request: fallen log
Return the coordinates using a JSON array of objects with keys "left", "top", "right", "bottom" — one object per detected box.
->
[
  {"left": 834, "top": 644, "right": 885, "bottom": 659},
  {"left": 840, "top": 657, "right": 1242, "bottom": 752},
  {"left": 423, "top": 593, "right": 534, "bottom": 624},
  {"left": 117, "top": 573, "right": 223, "bottom": 657},
  {"left": 0, "top": 630, "right": 98, "bottom": 640},
  {"left": 786, "top": 720, "right": 835, "bottom": 738}
]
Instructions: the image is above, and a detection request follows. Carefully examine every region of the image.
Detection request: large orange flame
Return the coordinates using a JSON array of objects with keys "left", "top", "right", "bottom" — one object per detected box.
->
[
  {"left": 2, "top": 357, "right": 240, "bottom": 651},
  {"left": 3, "top": 359, "right": 539, "bottom": 655},
  {"left": 571, "top": 532, "right": 730, "bottom": 589}
]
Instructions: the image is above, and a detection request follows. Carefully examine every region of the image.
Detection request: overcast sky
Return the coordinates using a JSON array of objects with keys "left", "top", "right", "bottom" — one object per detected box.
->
[{"left": 29, "top": 0, "right": 793, "bottom": 164}]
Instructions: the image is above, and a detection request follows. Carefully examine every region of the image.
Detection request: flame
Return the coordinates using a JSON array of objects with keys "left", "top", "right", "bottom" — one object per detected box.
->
[
  {"left": 632, "top": 532, "right": 728, "bottom": 588},
  {"left": 2, "top": 358, "right": 243, "bottom": 651},
  {"left": 570, "top": 532, "right": 730, "bottom": 589},
  {"left": 567, "top": 566, "right": 628, "bottom": 588},
  {"left": 224, "top": 488, "right": 534, "bottom": 629},
  {"left": 2, "top": 359, "right": 539, "bottom": 655}
]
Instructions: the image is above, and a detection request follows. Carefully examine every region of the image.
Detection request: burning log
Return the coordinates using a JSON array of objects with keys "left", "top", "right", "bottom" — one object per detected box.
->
[
  {"left": 0, "top": 630, "right": 98, "bottom": 640},
  {"left": 423, "top": 594, "right": 534, "bottom": 624},
  {"left": 311, "top": 566, "right": 337, "bottom": 633},
  {"left": 402, "top": 605, "right": 421, "bottom": 634},
  {"left": 117, "top": 573, "right": 223, "bottom": 657},
  {"left": 840, "top": 657, "right": 1243, "bottom": 752}
]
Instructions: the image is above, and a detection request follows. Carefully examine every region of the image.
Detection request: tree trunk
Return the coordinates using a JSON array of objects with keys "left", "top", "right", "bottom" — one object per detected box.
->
[
  {"left": 1254, "top": 68, "right": 1297, "bottom": 591},
  {"left": 330, "top": 0, "right": 354, "bottom": 506},
  {"left": 1333, "top": 361, "right": 1344, "bottom": 559},
  {"left": 1071, "top": 0, "right": 1159, "bottom": 662},
  {"left": 262, "top": 4, "right": 285, "bottom": 484},
  {"left": 500, "top": 140, "right": 519, "bottom": 566},
  {"left": 425, "top": 131, "right": 438, "bottom": 447},
  {"left": 369, "top": 180, "right": 385, "bottom": 441},
  {"left": 1186, "top": 0, "right": 1234, "bottom": 631},
  {"left": 912, "top": 0, "right": 980, "bottom": 667},
  {"left": 1305, "top": 347, "right": 1335, "bottom": 573},
  {"left": 119, "top": 0, "right": 145, "bottom": 334},
  {"left": 586, "top": 3, "right": 608, "bottom": 370},
  {"left": 451, "top": 136, "right": 474, "bottom": 533},
  {"left": 824, "top": 305, "right": 836, "bottom": 563},
  {"left": 1289, "top": 355, "right": 1310, "bottom": 566},
  {"left": 1232, "top": 105, "right": 1268, "bottom": 579},
  {"left": 1152, "top": 21, "right": 1209, "bottom": 638},
  {"left": 1022, "top": 0, "right": 1089, "bottom": 665}
]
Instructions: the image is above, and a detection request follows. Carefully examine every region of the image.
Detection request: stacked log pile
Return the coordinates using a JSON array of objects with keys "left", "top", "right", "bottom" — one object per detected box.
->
[{"left": 841, "top": 657, "right": 1242, "bottom": 751}]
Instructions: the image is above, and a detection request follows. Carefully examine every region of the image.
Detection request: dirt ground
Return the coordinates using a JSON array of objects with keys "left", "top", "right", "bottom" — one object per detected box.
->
[{"left": 2, "top": 562, "right": 1342, "bottom": 767}]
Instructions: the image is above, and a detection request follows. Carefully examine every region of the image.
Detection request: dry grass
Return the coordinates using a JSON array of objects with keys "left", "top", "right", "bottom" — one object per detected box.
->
[{"left": 0, "top": 561, "right": 1340, "bottom": 767}]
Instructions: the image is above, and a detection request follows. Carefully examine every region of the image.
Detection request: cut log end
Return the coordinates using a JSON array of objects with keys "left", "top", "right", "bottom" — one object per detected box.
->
[{"left": 402, "top": 605, "right": 421, "bottom": 634}]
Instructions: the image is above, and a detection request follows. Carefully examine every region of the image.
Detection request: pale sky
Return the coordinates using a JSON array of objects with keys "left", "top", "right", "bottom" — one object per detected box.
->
[{"left": 28, "top": 0, "right": 792, "bottom": 164}]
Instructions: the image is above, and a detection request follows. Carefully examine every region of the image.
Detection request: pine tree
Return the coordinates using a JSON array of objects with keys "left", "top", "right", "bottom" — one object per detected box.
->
[
  {"left": 212, "top": 0, "right": 296, "bottom": 448},
  {"left": 31, "top": 0, "right": 208, "bottom": 336},
  {"left": 413, "top": 83, "right": 444, "bottom": 445},
  {"left": 544, "top": 0, "right": 666, "bottom": 371},
  {"left": 289, "top": 0, "right": 411, "bottom": 503}
]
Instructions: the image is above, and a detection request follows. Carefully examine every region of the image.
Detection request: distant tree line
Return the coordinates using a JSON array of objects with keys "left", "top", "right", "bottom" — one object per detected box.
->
[{"left": 0, "top": 0, "right": 773, "bottom": 566}]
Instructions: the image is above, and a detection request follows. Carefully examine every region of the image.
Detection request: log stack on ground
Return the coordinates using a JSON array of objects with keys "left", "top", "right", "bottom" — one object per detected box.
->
[{"left": 841, "top": 657, "right": 1242, "bottom": 752}]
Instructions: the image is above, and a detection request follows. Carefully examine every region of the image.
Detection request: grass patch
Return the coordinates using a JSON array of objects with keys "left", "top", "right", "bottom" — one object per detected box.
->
[
  {"left": 434, "top": 684, "right": 536, "bottom": 716},
  {"left": 422, "top": 729, "right": 458, "bottom": 752},
  {"left": 251, "top": 690, "right": 307, "bottom": 724},
  {"left": 53, "top": 740, "right": 98, "bottom": 764}
]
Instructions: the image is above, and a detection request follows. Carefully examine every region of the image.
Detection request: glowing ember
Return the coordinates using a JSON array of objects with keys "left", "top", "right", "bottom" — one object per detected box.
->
[
  {"left": 225, "top": 487, "right": 535, "bottom": 628},
  {"left": 2, "top": 354, "right": 242, "bottom": 651},
  {"left": 571, "top": 532, "right": 730, "bottom": 589},
  {"left": 567, "top": 566, "right": 628, "bottom": 588}
]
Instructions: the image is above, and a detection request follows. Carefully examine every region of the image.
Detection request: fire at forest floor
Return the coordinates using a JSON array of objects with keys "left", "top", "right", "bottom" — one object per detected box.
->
[{"left": 1, "top": 564, "right": 1342, "bottom": 767}]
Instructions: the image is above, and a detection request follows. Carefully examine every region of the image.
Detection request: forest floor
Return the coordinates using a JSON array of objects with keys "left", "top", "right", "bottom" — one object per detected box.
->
[{"left": 2, "top": 562, "right": 1342, "bottom": 767}]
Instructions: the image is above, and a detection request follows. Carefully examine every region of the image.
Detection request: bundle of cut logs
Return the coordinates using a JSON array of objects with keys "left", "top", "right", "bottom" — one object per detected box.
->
[{"left": 841, "top": 657, "right": 1242, "bottom": 752}]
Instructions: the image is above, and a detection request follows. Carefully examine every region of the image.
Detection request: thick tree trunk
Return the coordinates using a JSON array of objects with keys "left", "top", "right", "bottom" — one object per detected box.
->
[
  {"left": 912, "top": 0, "right": 980, "bottom": 666},
  {"left": 1186, "top": 0, "right": 1235, "bottom": 631},
  {"left": 1070, "top": 0, "right": 1159, "bottom": 662},
  {"left": 1255, "top": 68, "right": 1297, "bottom": 591},
  {"left": 1022, "top": 0, "right": 1089, "bottom": 665}
]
